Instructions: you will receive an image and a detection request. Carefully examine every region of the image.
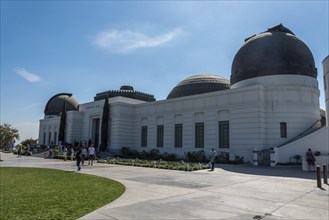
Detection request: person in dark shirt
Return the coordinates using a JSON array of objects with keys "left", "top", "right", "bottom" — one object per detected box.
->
[
  {"left": 306, "top": 148, "right": 316, "bottom": 171},
  {"left": 76, "top": 148, "right": 82, "bottom": 171}
]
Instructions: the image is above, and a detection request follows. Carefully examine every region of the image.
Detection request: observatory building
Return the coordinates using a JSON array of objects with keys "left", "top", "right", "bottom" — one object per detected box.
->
[{"left": 39, "top": 24, "right": 329, "bottom": 165}]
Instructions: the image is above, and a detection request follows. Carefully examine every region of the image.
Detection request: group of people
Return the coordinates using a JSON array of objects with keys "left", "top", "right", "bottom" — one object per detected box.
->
[
  {"left": 58, "top": 144, "right": 96, "bottom": 171},
  {"left": 17, "top": 146, "right": 32, "bottom": 158},
  {"left": 75, "top": 144, "right": 95, "bottom": 171}
]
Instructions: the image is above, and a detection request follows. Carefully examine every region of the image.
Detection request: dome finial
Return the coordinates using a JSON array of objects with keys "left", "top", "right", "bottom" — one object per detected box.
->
[{"left": 267, "top": 23, "right": 295, "bottom": 35}]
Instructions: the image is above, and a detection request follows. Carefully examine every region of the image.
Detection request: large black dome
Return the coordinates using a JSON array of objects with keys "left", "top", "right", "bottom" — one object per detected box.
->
[
  {"left": 231, "top": 24, "right": 317, "bottom": 85},
  {"left": 44, "top": 93, "right": 79, "bottom": 116},
  {"left": 167, "top": 74, "right": 230, "bottom": 99}
]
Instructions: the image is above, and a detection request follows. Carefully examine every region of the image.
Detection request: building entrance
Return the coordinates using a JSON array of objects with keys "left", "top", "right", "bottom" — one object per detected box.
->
[{"left": 258, "top": 149, "right": 271, "bottom": 166}]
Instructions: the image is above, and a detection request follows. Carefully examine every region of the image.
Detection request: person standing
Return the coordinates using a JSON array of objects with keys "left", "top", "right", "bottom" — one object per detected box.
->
[
  {"left": 63, "top": 146, "right": 68, "bottom": 161},
  {"left": 306, "top": 148, "right": 316, "bottom": 171},
  {"left": 17, "top": 146, "right": 22, "bottom": 158},
  {"left": 88, "top": 144, "right": 95, "bottom": 166},
  {"left": 76, "top": 148, "right": 82, "bottom": 171},
  {"left": 70, "top": 147, "right": 74, "bottom": 161},
  {"left": 81, "top": 147, "right": 87, "bottom": 165},
  {"left": 48, "top": 149, "right": 53, "bottom": 159},
  {"left": 209, "top": 148, "right": 217, "bottom": 171}
]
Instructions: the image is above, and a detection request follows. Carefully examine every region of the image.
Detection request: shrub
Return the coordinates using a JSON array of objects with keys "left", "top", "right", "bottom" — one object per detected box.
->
[
  {"left": 139, "top": 149, "right": 161, "bottom": 160},
  {"left": 39, "top": 144, "right": 48, "bottom": 151},
  {"left": 121, "top": 147, "right": 140, "bottom": 158},
  {"left": 161, "top": 152, "right": 178, "bottom": 161},
  {"left": 149, "top": 149, "right": 161, "bottom": 160},
  {"left": 98, "top": 158, "right": 209, "bottom": 172},
  {"left": 52, "top": 146, "right": 61, "bottom": 153},
  {"left": 235, "top": 155, "right": 244, "bottom": 163},
  {"left": 185, "top": 150, "right": 207, "bottom": 162}
]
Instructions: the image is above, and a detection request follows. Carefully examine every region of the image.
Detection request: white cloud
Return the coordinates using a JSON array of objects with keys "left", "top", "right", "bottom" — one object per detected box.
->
[
  {"left": 93, "top": 28, "right": 182, "bottom": 53},
  {"left": 15, "top": 68, "right": 41, "bottom": 82}
]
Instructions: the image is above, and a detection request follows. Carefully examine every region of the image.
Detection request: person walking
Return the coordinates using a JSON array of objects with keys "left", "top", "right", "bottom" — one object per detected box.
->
[
  {"left": 209, "top": 148, "right": 217, "bottom": 171},
  {"left": 88, "top": 144, "right": 95, "bottom": 166},
  {"left": 306, "top": 148, "right": 316, "bottom": 171},
  {"left": 76, "top": 148, "right": 82, "bottom": 171}
]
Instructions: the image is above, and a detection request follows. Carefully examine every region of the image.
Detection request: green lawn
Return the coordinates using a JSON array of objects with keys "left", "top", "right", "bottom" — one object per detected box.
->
[{"left": 0, "top": 167, "right": 125, "bottom": 220}]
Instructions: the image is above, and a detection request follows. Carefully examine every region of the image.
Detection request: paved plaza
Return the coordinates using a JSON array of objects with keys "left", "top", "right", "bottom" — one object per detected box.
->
[{"left": 1, "top": 153, "right": 328, "bottom": 219}]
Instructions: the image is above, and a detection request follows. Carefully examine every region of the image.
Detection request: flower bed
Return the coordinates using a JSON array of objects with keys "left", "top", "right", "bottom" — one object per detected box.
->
[{"left": 98, "top": 158, "right": 209, "bottom": 171}]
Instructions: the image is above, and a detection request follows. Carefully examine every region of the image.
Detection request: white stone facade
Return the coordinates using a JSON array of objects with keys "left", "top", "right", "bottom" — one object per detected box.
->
[{"left": 39, "top": 74, "right": 323, "bottom": 164}]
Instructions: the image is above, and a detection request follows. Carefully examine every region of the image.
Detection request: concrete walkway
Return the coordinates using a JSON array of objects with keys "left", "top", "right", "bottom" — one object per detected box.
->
[{"left": 1, "top": 153, "right": 328, "bottom": 220}]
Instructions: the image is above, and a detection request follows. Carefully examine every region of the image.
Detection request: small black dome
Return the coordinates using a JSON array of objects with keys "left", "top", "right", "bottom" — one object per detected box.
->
[
  {"left": 120, "top": 85, "right": 134, "bottom": 91},
  {"left": 44, "top": 93, "right": 79, "bottom": 116},
  {"left": 231, "top": 24, "right": 317, "bottom": 85},
  {"left": 167, "top": 74, "right": 230, "bottom": 99}
]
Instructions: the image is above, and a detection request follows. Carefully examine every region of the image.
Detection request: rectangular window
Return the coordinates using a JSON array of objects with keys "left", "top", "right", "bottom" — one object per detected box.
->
[
  {"left": 174, "top": 124, "right": 183, "bottom": 148},
  {"left": 157, "top": 125, "right": 164, "bottom": 147},
  {"left": 219, "top": 121, "right": 230, "bottom": 148},
  {"left": 43, "top": 132, "right": 46, "bottom": 145},
  {"left": 141, "top": 126, "right": 148, "bottom": 147},
  {"left": 195, "top": 122, "right": 204, "bottom": 148},
  {"left": 280, "top": 122, "right": 287, "bottom": 138}
]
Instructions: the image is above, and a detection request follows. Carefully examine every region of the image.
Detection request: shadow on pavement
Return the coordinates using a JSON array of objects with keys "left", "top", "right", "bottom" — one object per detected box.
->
[{"left": 218, "top": 164, "right": 317, "bottom": 180}]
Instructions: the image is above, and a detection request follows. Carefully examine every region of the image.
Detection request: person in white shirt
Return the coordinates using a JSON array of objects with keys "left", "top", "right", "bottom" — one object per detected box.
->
[
  {"left": 88, "top": 144, "right": 95, "bottom": 165},
  {"left": 63, "top": 146, "right": 68, "bottom": 161}
]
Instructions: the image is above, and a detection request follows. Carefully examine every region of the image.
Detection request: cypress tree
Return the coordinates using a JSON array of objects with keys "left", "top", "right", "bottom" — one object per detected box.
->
[
  {"left": 100, "top": 97, "right": 109, "bottom": 151},
  {"left": 58, "top": 99, "right": 66, "bottom": 144}
]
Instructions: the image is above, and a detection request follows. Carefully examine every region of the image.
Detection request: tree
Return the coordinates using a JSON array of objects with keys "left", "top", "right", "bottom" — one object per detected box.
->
[
  {"left": 58, "top": 99, "right": 66, "bottom": 144},
  {"left": 21, "top": 138, "right": 38, "bottom": 147},
  {"left": 0, "top": 123, "right": 19, "bottom": 150},
  {"left": 100, "top": 97, "right": 109, "bottom": 151}
]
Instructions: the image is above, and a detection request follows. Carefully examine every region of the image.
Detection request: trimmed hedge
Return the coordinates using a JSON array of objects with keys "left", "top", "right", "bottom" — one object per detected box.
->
[
  {"left": 120, "top": 147, "right": 245, "bottom": 165},
  {"left": 98, "top": 158, "right": 210, "bottom": 171}
]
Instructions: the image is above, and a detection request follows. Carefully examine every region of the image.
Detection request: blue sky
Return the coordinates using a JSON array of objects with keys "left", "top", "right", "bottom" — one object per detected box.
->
[{"left": 1, "top": 1, "right": 328, "bottom": 143}]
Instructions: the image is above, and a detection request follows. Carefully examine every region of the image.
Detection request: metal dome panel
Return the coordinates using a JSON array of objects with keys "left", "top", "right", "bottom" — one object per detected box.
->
[
  {"left": 167, "top": 74, "right": 230, "bottom": 99},
  {"left": 44, "top": 93, "right": 79, "bottom": 116},
  {"left": 231, "top": 24, "right": 317, "bottom": 85}
]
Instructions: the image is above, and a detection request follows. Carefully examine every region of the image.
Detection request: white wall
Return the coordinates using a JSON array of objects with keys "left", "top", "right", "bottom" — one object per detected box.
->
[
  {"left": 277, "top": 127, "right": 329, "bottom": 163},
  {"left": 38, "top": 116, "right": 60, "bottom": 145},
  {"left": 66, "top": 111, "right": 84, "bottom": 143}
]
